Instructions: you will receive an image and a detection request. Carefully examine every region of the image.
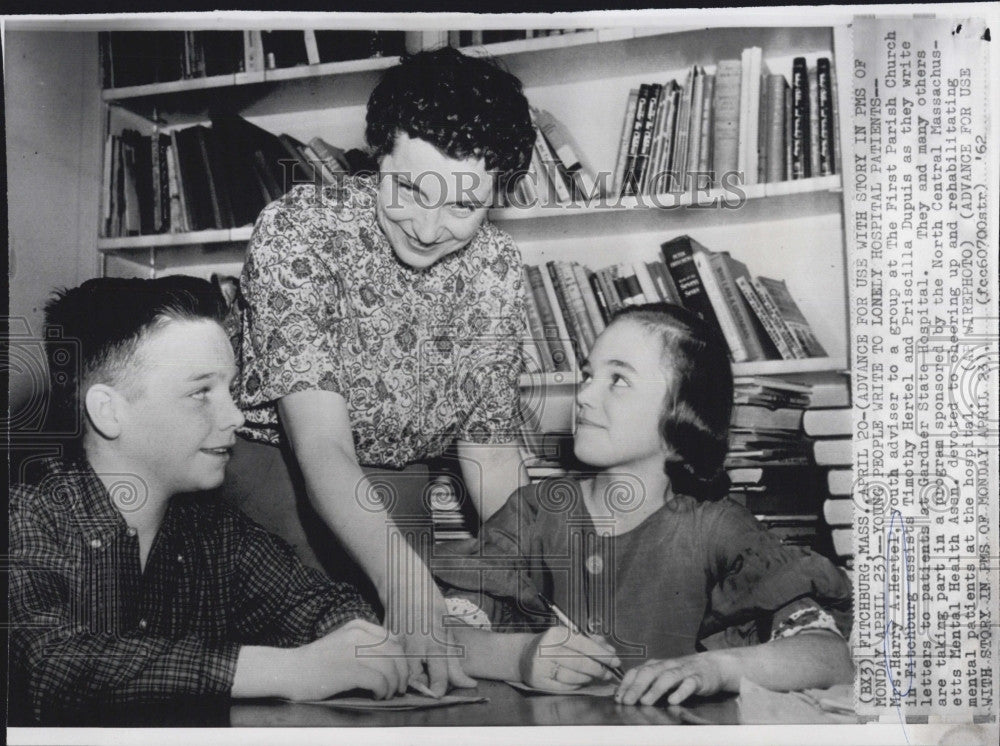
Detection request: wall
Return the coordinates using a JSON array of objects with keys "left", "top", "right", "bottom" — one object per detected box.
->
[{"left": 4, "top": 29, "right": 102, "bottom": 419}]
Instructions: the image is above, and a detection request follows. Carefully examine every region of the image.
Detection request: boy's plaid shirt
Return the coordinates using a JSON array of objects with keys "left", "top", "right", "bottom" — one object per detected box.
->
[{"left": 9, "top": 457, "right": 376, "bottom": 723}]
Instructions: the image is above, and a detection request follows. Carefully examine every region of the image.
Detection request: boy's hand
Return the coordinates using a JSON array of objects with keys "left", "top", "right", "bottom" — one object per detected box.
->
[
  {"left": 615, "top": 652, "right": 728, "bottom": 706},
  {"left": 520, "top": 626, "right": 622, "bottom": 692},
  {"left": 286, "top": 619, "right": 408, "bottom": 701}
]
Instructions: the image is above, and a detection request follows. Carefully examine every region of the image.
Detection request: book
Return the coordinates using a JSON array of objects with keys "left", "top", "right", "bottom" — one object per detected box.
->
[
  {"left": 696, "top": 74, "right": 715, "bottom": 189},
  {"left": 278, "top": 133, "right": 320, "bottom": 186},
  {"left": 164, "top": 137, "right": 186, "bottom": 232},
  {"left": 552, "top": 261, "right": 596, "bottom": 352},
  {"left": 764, "top": 74, "right": 787, "bottom": 183},
  {"left": 171, "top": 125, "right": 216, "bottom": 231},
  {"left": 708, "top": 252, "right": 776, "bottom": 361},
  {"left": 196, "top": 125, "right": 235, "bottom": 229},
  {"left": 611, "top": 89, "right": 639, "bottom": 198},
  {"left": 648, "top": 81, "right": 681, "bottom": 194},
  {"left": 731, "top": 404, "right": 805, "bottom": 431},
  {"left": 830, "top": 527, "right": 852, "bottom": 557},
  {"left": 645, "top": 261, "right": 682, "bottom": 305},
  {"left": 587, "top": 272, "right": 613, "bottom": 325},
  {"left": 621, "top": 83, "right": 651, "bottom": 196},
  {"left": 791, "top": 57, "right": 811, "bottom": 178},
  {"left": 829, "top": 56, "right": 842, "bottom": 173},
  {"left": 540, "top": 263, "right": 582, "bottom": 366},
  {"left": 244, "top": 30, "right": 265, "bottom": 72},
  {"left": 633, "top": 83, "right": 662, "bottom": 194},
  {"left": 712, "top": 59, "right": 742, "bottom": 181},
  {"left": 808, "top": 65, "right": 820, "bottom": 177},
  {"left": 533, "top": 108, "right": 598, "bottom": 200},
  {"left": 735, "top": 275, "right": 796, "bottom": 360},
  {"left": 692, "top": 251, "right": 751, "bottom": 362},
  {"left": 802, "top": 407, "right": 851, "bottom": 437},
  {"left": 631, "top": 262, "right": 661, "bottom": 304},
  {"left": 660, "top": 235, "right": 726, "bottom": 346},
  {"left": 817, "top": 58, "right": 836, "bottom": 175},
  {"left": 738, "top": 47, "right": 763, "bottom": 186},
  {"left": 685, "top": 68, "right": 706, "bottom": 189},
  {"left": 594, "top": 267, "right": 624, "bottom": 317},
  {"left": 826, "top": 468, "right": 853, "bottom": 496},
  {"left": 612, "top": 264, "right": 647, "bottom": 308},
  {"left": 210, "top": 113, "right": 289, "bottom": 225},
  {"left": 751, "top": 276, "right": 827, "bottom": 357},
  {"left": 813, "top": 438, "right": 852, "bottom": 466},
  {"left": 524, "top": 266, "right": 571, "bottom": 372},
  {"left": 670, "top": 68, "right": 695, "bottom": 193},
  {"left": 642, "top": 80, "right": 669, "bottom": 194},
  {"left": 809, "top": 376, "right": 851, "bottom": 408},
  {"left": 533, "top": 125, "right": 573, "bottom": 203},
  {"left": 822, "top": 499, "right": 853, "bottom": 526},
  {"left": 784, "top": 75, "right": 794, "bottom": 180},
  {"left": 571, "top": 263, "right": 606, "bottom": 337}
]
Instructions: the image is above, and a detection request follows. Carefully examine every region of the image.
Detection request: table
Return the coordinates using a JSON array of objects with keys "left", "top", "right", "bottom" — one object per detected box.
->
[{"left": 228, "top": 681, "right": 740, "bottom": 727}]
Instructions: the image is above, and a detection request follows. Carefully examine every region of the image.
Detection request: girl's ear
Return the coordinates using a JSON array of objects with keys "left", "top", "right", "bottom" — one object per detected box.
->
[{"left": 84, "top": 384, "right": 123, "bottom": 440}]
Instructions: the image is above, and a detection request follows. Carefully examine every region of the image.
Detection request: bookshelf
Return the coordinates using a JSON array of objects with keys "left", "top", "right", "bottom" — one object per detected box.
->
[{"left": 97, "top": 26, "right": 854, "bottom": 556}]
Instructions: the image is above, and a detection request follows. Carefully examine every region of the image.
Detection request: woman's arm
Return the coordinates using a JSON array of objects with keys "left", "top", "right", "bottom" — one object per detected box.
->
[
  {"left": 279, "top": 389, "right": 476, "bottom": 696},
  {"left": 455, "top": 440, "right": 528, "bottom": 521},
  {"left": 616, "top": 630, "right": 854, "bottom": 706}
]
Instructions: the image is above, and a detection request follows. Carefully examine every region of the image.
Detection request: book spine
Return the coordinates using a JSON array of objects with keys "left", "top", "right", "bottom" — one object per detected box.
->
[
  {"left": 735, "top": 275, "right": 795, "bottom": 360},
  {"left": 195, "top": 128, "right": 225, "bottom": 229},
  {"left": 651, "top": 84, "right": 679, "bottom": 193},
  {"left": 643, "top": 82, "right": 669, "bottom": 195},
  {"left": 621, "top": 83, "right": 650, "bottom": 196},
  {"left": 595, "top": 267, "right": 624, "bottom": 316},
  {"left": 571, "top": 263, "right": 607, "bottom": 336},
  {"left": 783, "top": 78, "right": 793, "bottom": 181},
  {"left": 243, "top": 30, "right": 264, "bottom": 73},
  {"left": 817, "top": 57, "right": 836, "bottom": 175},
  {"left": 791, "top": 57, "right": 810, "bottom": 178},
  {"left": 740, "top": 47, "right": 762, "bottom": 186},
  {"left": 587, "top": 272, "right": 612, "bottom": 325},
  {"left": 612, "top": 264, "right": 646, "bottom": 308},
  {"left": 693, "top": 252, "right": 750, "bottom": 362},
  {"left": 808, "top": 65, "right": 820, "bottom": 177},
  {"left": 750, "top": 276, "right": 809, "bottom": 358},
  {"left": 534, "top": 108, "right": 597, "bottom": 199},
  {"left": 712, "top": 59, "right": 741, "bottom": 180},
  {"left": 829, "top": 57, "right": 842, "bottom": 174},
  {"left": 521, "top": 274, "right": 555, "bottom": 373},
  {"left": 150, "top": 133, "right": 162, "bottom": 232},
  {"left": 757, "top": 73, "right": 768, "bottom": 184},
  {"left": 711, "top": 254, "right": 767, "bottom": 360},
  {"left": 632, "top": 261, "right": 661, "bottom": 304},
  {"left": 685, "top": 68, "right": 705, "bottom": 182},
  {"left": 533, "top": 127, "right": 572, "bottom": 203},
  {"left": 660, "top": 237, "right": 725, "bottom": 345},
  {"left": 611, "top": 89, "right": 639, "bottom": 198},
  {"left": 697, "top": 74, "right": 715, "bottom": 188},
  {"left": 554, "top": 261, "right": 596, "bottom": 351},
  {"left": 544, "top": 262, "right": 584, "bottom": 365},
  {"left": 634, "top": 83, "right": 662, "bottom": 194},
  {"left": 765, "top": 74, "right": 786, "bottom": 183},
  {"left": 647, "top": 261, "right": 682, "bottom": 304},
  {"left": 525, "top": 265, "right": 571, "bottom": 372},
  {"left": 671, "top": 69, "right": 694, "bottom": 192}
]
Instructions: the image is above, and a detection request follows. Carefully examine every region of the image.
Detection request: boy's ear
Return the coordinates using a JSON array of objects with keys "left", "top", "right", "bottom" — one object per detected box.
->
[{"left": 84, "top": 384, "right": 123, "bottom": 440}]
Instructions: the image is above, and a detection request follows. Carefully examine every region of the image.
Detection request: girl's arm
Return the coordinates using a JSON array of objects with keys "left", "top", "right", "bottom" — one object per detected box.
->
[{"left": 616, "top": 629, "right": 853, "bottom": 706}]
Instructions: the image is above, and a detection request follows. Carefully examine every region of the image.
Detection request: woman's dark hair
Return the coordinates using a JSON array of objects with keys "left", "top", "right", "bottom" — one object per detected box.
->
[
  {"left": 611, "top": 303, "right": 734, "bottom": 501},
  {"left": 366, "top": 46, "right": 535, "bottom": 194},
  {"left": 42, "top": 275, "right": 228, "bottom": 454}
]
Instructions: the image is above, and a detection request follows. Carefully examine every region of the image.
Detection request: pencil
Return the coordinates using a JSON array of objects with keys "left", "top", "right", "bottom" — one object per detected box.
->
[{"left": 536, "top": 592, "right": 626, "bottom": 681}]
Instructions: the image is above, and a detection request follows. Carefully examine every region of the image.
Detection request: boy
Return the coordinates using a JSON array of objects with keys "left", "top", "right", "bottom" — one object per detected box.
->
[{"left": 9, "top": 276, "right": 408, "bottom": 724}]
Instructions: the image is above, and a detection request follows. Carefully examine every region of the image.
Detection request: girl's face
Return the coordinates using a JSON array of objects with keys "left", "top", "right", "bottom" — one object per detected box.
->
[
  {"left": 573, "top": 319, "right": 675, "bottom": 474},
  {"left": 375, "top": 133, "right": 494, "bottom": 270}
]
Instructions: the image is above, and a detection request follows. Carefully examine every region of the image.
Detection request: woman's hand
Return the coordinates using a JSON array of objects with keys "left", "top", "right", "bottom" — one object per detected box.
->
[
  {"left": 519, "top": 626, "right": 622, "bottom": 692},
  {"left": 615, "top": 651, "right": 733, "bottom": 706},
  {"left": 384, "top": 571, "right": 478, "bottom": 697}
]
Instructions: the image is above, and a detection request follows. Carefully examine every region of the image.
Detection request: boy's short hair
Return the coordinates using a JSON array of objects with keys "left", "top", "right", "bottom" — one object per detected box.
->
[
  {"left": 365, "top": 46, "right": 535, "bottom": 194},
  {"left": 43, "top": 276, "right": 227, "bottom": 452}
]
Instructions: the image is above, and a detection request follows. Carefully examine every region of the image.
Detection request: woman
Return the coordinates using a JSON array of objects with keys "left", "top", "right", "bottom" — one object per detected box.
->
[{"left": 223, "top": 47, "right": 536, "bottom": 695}]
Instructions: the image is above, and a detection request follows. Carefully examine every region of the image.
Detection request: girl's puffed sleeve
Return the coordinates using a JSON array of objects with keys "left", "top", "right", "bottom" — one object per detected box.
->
[
  {"left": 698, "top": 499, "right": 853, "bottom": 651},
  {"left": 432, "top": 485, "right": 549, "bottom": 632}
]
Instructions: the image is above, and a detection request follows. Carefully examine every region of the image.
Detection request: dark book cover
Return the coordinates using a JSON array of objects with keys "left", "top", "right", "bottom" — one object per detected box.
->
[
  {"left": 791, "top": 57, "right": 811, "bottom": 178},
  {"left": 210, "top": 113, "right": 287, "bottom": 224},
  {"left": 172, "top": 125, "right": 216, "bottom": 231},
  {"left": 817, "top": 58, "right": 836, "bottom": 175},
  {"left": 621, "top": 83, "right": 651, "bottom": 196},
  {"left": 659, "top": 235, "right": 726, "bottom": 347}
]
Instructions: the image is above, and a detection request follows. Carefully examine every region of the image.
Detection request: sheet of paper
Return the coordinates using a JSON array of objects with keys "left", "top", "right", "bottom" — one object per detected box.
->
[{"left": 293, "top": 692, "right": 488, "bottom": 711}]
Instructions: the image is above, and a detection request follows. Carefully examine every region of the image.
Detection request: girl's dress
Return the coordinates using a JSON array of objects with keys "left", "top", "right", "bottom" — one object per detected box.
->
[{"left": 433, "top": 476, "right": 852, "bottom": 668}]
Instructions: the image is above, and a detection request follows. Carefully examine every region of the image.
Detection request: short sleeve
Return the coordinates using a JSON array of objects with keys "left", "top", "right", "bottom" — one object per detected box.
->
[
  {"left": 698, "top": 500, "right": 853, "bottom": 650},
  {"left": 456, "top": 228, "right": 527, "bottom": 445},
  {"left": 234, "top": 189, "right": 351, "bottom": 406}
]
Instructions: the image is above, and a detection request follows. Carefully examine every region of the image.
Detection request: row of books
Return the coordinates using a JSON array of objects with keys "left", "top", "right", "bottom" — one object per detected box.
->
[
  {"left": 102, "top": 114, "right": 373, "bottom": 237},
  {"left": 520, "top": 234, "right": 826, "bottom": 372},
  {"left": 440, "top": 29, "right": 589, "bottom": 49},
  {"left": 612, "top": 51, "right": 840, "bottom": 198},
  {"left": 99, "top": 30, "right": 408, "bottom": 88}
]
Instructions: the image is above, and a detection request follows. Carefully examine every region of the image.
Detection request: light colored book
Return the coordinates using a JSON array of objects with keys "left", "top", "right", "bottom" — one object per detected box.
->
[{"left": 813, "top": 437, "right": 852, "bottom": 466}]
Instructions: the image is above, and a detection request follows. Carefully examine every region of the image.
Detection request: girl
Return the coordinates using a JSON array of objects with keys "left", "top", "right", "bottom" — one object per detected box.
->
[{"left": 433, "top": 303, "right": 854, "bottom": 704}]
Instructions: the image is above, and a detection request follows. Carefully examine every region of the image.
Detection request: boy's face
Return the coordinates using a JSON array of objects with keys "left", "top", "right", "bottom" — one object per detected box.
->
[{"left": 113, "top": 319, "right": 244, "bottom": 499}]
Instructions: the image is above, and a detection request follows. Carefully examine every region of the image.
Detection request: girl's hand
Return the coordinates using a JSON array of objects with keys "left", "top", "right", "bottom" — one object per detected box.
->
[
  {"left": 520, "top": 626, "right": 622, "bottom": 692},
  {"left": 615, "top": 652, "right": 731, "bottom": 706}
]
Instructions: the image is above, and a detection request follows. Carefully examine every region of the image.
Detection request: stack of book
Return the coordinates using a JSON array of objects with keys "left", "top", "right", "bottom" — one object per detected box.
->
[
  {"left": 803, "top": 391, "right": 853, "bottom": 565},
  {"left": 520, "top": 234, "right": 825, "bottom": 370},
  {"left": 610, "top": 50, "right": 839, "bottom": 197},
  {"left": 101, "top": 115, "right": 373, "bottom": 237}
]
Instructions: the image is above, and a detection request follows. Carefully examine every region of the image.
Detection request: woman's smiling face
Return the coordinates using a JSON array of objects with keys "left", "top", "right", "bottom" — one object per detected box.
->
[{"left": 375, "top": 133, "right": 495, "bottom": 270}]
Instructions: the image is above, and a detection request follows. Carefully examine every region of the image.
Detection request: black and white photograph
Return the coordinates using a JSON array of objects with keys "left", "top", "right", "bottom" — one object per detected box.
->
[{"left": 5, "top": 5, "right": 998, "bottom": 745}]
